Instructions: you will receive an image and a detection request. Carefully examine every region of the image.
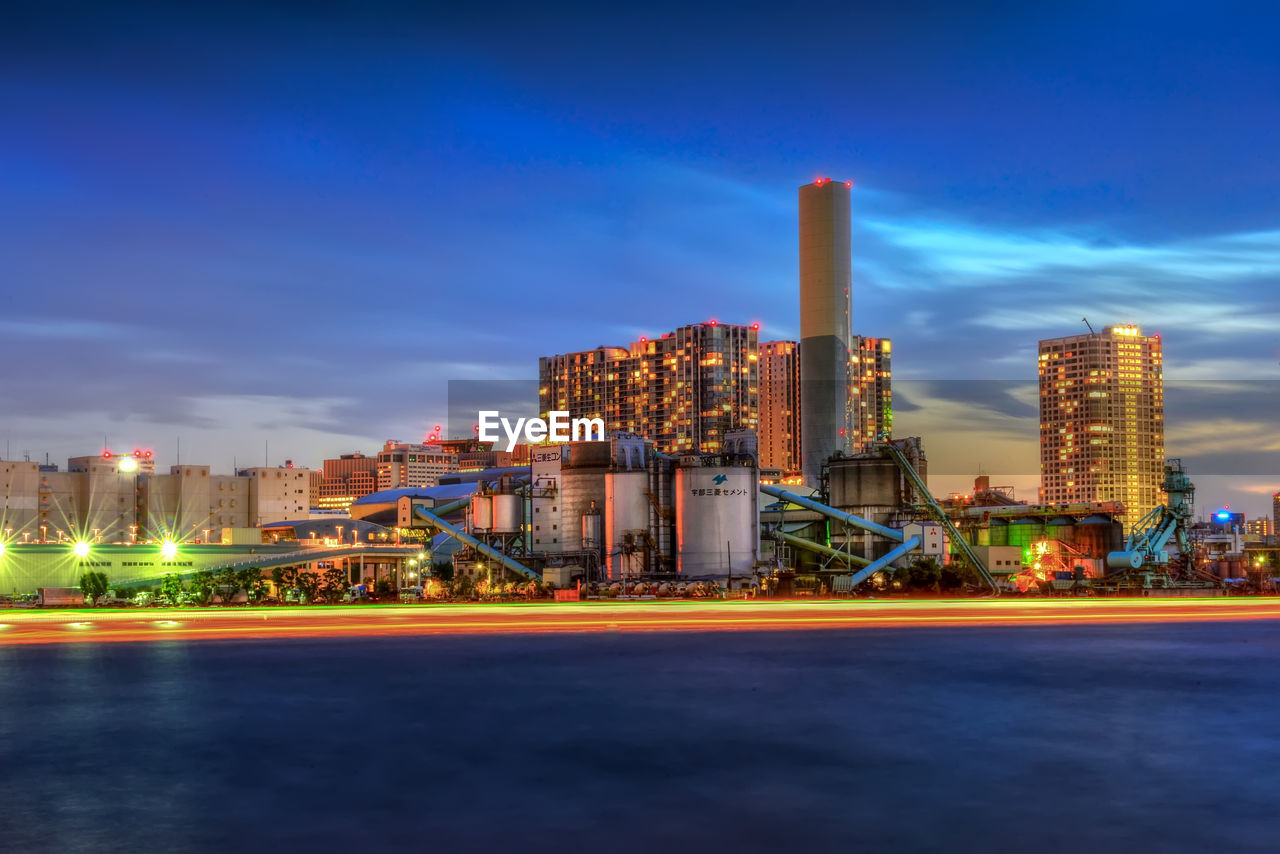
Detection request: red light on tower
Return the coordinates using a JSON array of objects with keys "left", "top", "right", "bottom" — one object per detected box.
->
[
  {"left": 102, "top": 450, "right": 112, "bottom": 460},
  {"left": 144, "top": 450, "right": 152, "bottom": 458},
  {"left": 750, "top": 323, "right": 760, "bottom": 331},
  {"left": 845, "top": 181, "right": 852, "bottom": 187},
  {"left": 708, "top": 319, "right": 717, "bottom": 327}
]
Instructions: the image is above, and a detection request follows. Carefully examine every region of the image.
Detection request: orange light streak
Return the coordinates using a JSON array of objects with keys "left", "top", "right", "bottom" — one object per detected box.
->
[{"left": 2, "top": 598, "right": 1280, "bottom": 646}]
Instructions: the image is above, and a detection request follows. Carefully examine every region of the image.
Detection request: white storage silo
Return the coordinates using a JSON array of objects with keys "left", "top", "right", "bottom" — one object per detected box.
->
[{"left": 674, "top": 466, "right": 757, "bottom": 578}]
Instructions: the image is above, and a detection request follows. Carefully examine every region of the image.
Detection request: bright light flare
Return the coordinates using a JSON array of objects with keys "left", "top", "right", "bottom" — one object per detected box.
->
[
  {"left": 160, "top": 539, "right": 178, "bottom": 561},
  {"left": 73, "top": 541, "right": 91, "bottom": 558},
  {"left": 118, "top": 457, "right": 139, "bottom": 473}
]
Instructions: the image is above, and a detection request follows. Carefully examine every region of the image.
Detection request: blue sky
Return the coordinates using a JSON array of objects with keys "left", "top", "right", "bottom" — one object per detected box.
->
[{"left": 1, "top": 1, "right": 1277, "bottom": 515}]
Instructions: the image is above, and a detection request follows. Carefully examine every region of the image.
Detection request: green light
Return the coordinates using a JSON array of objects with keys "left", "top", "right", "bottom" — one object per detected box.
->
[
  {"left": 160, "top": 539, "right": 178, "bottom": 561},
  {"left": 73, "top": 541, "right": 91, "bottom": 559}
]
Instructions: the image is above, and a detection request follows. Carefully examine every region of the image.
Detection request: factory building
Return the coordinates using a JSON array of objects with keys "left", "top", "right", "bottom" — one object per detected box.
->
[
  {"left": 0, "top": 457, "right": 312, "bottom": 545},
  {"left": 758, "top": 340, "right": 801, "bottom": 476},
  {"left": 539, "top": 321, "right": 759, "bottom": 455},
  {"left": 1038, "top": 324, "right": 1164, "bottom": 530}
]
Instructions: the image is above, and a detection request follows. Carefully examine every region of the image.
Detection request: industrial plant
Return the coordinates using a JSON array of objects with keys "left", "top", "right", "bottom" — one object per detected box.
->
[{"left": 1, "top": 179, "right": 1276, "bottom": 602}]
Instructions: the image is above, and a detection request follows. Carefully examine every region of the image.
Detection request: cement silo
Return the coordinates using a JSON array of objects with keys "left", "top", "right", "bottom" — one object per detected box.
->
[
  {"left": 492, "top": 494, "right": 522, "bottom": 534},
  {"left": 674, "top": 465, "right": 757, "bottom": 578},
  {"left": 606, "top": 470, "right": 650, "bottom": 579},
  {"left": 469, "top": 494, "right": 492, "bottom": 534}
]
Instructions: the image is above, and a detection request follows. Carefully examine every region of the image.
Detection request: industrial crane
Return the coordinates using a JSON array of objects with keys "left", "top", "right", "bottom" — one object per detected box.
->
[{"left": 1106, "top": 459, "right": 1195, "bottom": 574}]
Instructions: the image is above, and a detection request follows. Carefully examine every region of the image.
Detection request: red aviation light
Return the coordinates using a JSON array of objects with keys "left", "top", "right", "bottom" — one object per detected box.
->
[
  {"left": 144, "top": 450, "right": 153, "bottom": 458},
  {"left": 845, "top": 181, "right": 852, "bottom": 187},
  {"left": 708, "top": 319, "right": 717, "bottom": 327},
  {"left": 750, "top": 323, "right": 760, "bottom": 331}
]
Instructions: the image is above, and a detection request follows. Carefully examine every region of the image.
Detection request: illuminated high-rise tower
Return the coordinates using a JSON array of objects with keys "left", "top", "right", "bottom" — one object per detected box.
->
[
  {"left": 758, "top": 340, "right": 801, "bottom": 475},
  {"left": 798, "top": 178, "right": 854, "bottom": 484},
  {"left": 1038, "top": 324, "right": 1164, "bottom": 529}
]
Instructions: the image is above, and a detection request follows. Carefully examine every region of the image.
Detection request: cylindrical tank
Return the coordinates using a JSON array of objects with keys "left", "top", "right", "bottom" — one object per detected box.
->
[
  {"left": 1046, "top": 515, "right": 1076, "bottom": 545},
  {"left": 470, "top": 494, "right": 492, "bottom": 533},
  {"left": 559, "top": 469, "right": 607, "bottom": 552},
  {"left": 1107, "top": 550, "right": 1143, "bottom": 570},
  {"left": 491, "top": 494, "right": 522, "bottom": 534},
  {"left": 581, "top": 509, "right": 602, "bottom": 549},
  {"left": 606, "top": 471, "right": 650, "bottom": 578},
  {"left": 1007, "top": 517, "right": 1043, "bottom": 550},
  {"left": 1075, "top": 515, "right": 1117, "bottom": 559},
  {"left": 981, "top": 518, "right": 1009, "bottom": 547},
  {"left": 674, "top": 465, "right": 757, "bottom": 578}
]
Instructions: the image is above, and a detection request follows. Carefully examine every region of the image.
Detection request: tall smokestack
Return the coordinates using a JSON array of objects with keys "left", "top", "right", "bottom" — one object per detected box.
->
[{"left": 798, "top": 178, "right": 853, "bottom": 485}]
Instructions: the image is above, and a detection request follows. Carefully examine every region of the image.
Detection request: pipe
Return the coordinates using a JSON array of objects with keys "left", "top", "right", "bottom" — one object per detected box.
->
[
  {"left": 874, "top": 442, "right": 1000, "bottom": 595},
  {"left": 776, "top": 530, "right": 870, "bottom": 567},
  {"left": 414, "top": 506, "right": 539, "bottom": 581},
  {"left": 759, "top": 484, "right": 904, "bottom": 542},
  {"left": 846, "top": 536, "right": 922, "bottom": 588}
]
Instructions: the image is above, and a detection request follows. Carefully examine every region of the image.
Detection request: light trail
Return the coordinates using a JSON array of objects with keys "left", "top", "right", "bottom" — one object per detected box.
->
[{"left": 1, "top": 597, "right": 1280, "bottom": 646}]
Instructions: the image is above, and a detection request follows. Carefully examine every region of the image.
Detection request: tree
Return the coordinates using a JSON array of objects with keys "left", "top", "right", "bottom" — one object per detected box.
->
[
  {"left": 189, "top": 570, "right": 216, "bottom": 606},
  {"left": 238, "top": 568, "right": 267, "bottom": 603},
  {"left": 79, "top": 570, "right": 109, "bottom": 604},
  {"left": 374, "top": 577, "right": 394, "bottom": 599},
  {"left": 450, "top": 573, "right": 475, "bottom": 601},
  {"left": 294, "top": 570, "right": 320, "bottom": 604},
  {"left": 318, "top": 567, "right": 347, "bottom": 603},
  {"left": 214, "top": 567, "right": 242, "bottom": 604},
  {"left": 432, "top": 559, "right": 454, "bottom": 581},
  {"left": 160, "top": 573, "right": 185, "bottom": 604},
  {"left": 271, "top": 566, "right": 299, "bottom": 600}
]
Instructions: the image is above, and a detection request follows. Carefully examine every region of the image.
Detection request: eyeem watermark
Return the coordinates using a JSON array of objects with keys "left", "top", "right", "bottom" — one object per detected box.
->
[{"left": 478, "top": 411, "right": 605, "bottom": 451}]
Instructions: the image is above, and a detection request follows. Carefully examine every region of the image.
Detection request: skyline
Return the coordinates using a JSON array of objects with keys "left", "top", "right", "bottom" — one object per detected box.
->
[{"left": 2, "top": 3, "right": 1278, "bottom": 515}]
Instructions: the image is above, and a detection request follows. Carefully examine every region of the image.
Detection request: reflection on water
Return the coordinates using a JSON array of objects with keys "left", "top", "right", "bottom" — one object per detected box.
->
[{"left": 1, "top": 624, "right": 1279, "bottom": 852}]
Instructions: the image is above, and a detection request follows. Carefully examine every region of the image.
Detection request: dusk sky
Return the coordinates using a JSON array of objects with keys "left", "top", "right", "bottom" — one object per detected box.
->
[{"left": 2, "top": 2, "right": 1277, "bottom": 515}]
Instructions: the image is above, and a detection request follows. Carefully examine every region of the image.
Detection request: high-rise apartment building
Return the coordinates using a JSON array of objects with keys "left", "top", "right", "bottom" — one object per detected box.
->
[
  {"left": 852, "top": 335, "right": 893, "bottom": 450},
  {"left": 758, "top": 336, "right": 890, "bottom": 476},
  {"left": 799, "top": 178, "right": 855, "bottom": 483},
  {"left": 1274, "top": 492, "right": 1279, "bottom": 534},
  {"left": 758, "top": 341, "right": 801, "bottom": 474},
  {"left": 539, "top": 322, "right": 759, "bottom": 454},
  {"left": 1038, "top": 324, "right": 1164, "bottom": 529}
]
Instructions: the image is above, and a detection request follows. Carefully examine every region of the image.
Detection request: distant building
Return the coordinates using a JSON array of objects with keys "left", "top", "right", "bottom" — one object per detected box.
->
[
  {"left": 318, "top": 453, "right": 379, "bottom": 512},
  {"left": 0, "top": 457, "right": 312, "bottom": 544},
  {"left": 376, "top": 440, "right": 459, "bottom": 489},
  {"left": 852, "top": 335, "right": 892, "bottom": 451},
  {"left": 1038, "top": 324, "right": 1164, "bottom": 530},
  {"left": 1245, "top": 517, "right": 1272, "bottom": 539},
  {"left": 1274, "top": 492, "right": 1279, "bottom": 535},
  {"left": 540, "top": 321, "right": 759, "bottom": 454},
  {"left": 70, "top": 449, "right": 156, "bottom": 475},
  {"left": 758, "top": 341, "right": 801, "bottom": 475}
]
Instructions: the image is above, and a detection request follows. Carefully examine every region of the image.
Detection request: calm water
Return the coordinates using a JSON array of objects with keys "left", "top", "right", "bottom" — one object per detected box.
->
[{"left": 1, "top": 623, "right": 1278, "bottom": 852}]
